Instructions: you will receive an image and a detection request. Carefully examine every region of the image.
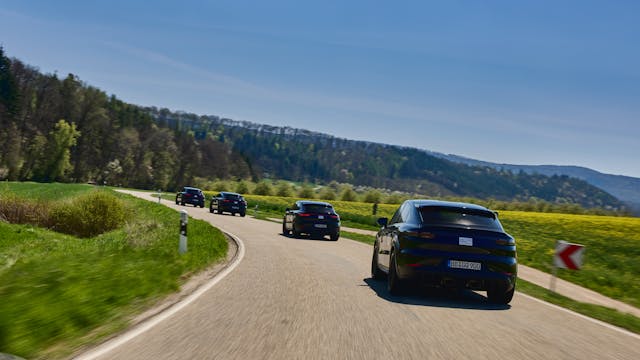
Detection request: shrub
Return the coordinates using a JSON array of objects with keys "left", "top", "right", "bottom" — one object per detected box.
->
[
  {"left": 276, "top": 182, "right": 293, "bottom": 197},
  {"left": 49, "top": 191, "right": 126, "bottom": 238},
  {"left": 253, "top": 181, "right": 273, "bottom": 196},
  {"left": 297, "top": 184, "right": 315, "bottom": 199},
  {"left": 340, "top": 187, "right": 357, "bottom": 202},
  {"left": 235, "top": 180, "right": 250, "bottom": 194},
  {"left": 0, "top": 194, "right": 49, "bottom": 226},
  {"left": 319, "top": 187, "right": 336, "bottom": 200},
  {"left": 363, "top": 190, "right": 382, "bottom": 203}
]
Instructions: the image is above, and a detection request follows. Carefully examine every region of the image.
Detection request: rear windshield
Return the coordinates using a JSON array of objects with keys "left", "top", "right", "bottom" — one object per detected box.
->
[
  {"left": 418, "top": 206, "right": 503, "bottom": 231},
  {"left": 303, "top": 204, "right": 334, "bottom": 214},
  {"left": 186, "top": 189, "right": 201, "bottom": 195},
  {"left": 223, "top": 193, "right": 241, "bottom": 200}
]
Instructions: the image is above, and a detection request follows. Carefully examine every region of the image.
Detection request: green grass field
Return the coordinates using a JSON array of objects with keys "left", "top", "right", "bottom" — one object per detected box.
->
[
  {"left": 0, "top": 183, "right": 228, "bottom": 359},
  {"left": 0, "top": 181, "right": 94, "bottom": 201}
]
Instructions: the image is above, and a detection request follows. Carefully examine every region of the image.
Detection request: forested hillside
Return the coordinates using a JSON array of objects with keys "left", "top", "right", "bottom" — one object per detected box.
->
[
  {"left": 0, "top": 48, "right": 627, "bottom": 211},
  {"left": 0, "top": 48, "right": 251, "bottom": 190},
  {"left": 147, "top": 109, "right": 626, "bottom": 211}
]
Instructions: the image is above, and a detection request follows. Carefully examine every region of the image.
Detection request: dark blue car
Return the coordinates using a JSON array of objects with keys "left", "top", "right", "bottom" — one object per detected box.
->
[{"left": 371, "top": 200, "right": 517, "bottom": 304}]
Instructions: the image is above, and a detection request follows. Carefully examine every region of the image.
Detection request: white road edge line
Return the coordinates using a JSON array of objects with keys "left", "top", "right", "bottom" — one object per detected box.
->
[
  {"left": 516, "top": 292, "right": 640, "bottom": 340},
  {"left": 74, "top": 229, "right": 246, "bottom": 360}
]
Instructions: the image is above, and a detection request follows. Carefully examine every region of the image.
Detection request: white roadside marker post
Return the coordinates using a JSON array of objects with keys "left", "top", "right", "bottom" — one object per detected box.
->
[
  {"left": 158, "top": 189, "right": 162, "bottom": 203},
  {"left": 179, "top": 210, "right": 188, "bottom": 254}
]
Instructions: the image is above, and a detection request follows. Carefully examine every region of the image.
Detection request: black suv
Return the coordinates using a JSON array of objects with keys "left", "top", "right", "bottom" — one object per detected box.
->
[
  {"left": 210, "top": 192, "right": 247, "bottom": 216},
  {"left": 372, "top": 200, "right": 517, "bottom": 304},
  {"left": 175, "top": 187, "right": 205, "bottom": 207},
  {"left": 283, "top": 201, "right": 340, "bottom": 241}
]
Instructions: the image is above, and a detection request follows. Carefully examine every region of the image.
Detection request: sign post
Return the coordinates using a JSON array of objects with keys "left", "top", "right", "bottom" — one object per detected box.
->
[
  {"left": 179, "top": 210, "right": 188, "bottom": 254},
  {"left": 550, "top": 240, "right": 585, "bottom": 291}
]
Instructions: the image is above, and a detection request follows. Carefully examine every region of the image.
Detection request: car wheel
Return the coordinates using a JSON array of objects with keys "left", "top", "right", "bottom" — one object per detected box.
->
[
  {"left": 175, "top": 198, "right": 179, "bottom": 205},
  {"left": 181, "top": 201, "right": 185, "bottom": 206},
  {"left": 330, "top": 232, "right": 339, "bottom": 241},
  {"left": 487, "top": 282, "right": 515, "bottom": 305},
  {"left": 240, "top": 211, "right": 246, "bottom": 217},
  {"left": 292, "top": 228, "right": 301, "bottom": 238},
  {"left": 200, "top": 203, "right": 204, "bottom": 208},
  {"left": 282, "top": 221, "right": 290, "bottom": 236},
  {"left": 217, "top": 209, "right": 223, "bottom": 215},
  {"left": 371, "top": 244, "right": 384, "bottom": 280},
  {"left": 209, "top": 206, "right": 214, "bottom": 213},
  {"left": 388, "top": 251, "right": 404, "bottom": 295}
]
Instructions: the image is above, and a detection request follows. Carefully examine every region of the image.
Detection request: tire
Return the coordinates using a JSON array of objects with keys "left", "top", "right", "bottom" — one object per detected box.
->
[
  {"left": 200, "top": 203, "right": 204, "bottom": 208},
  {"left": 292, "top": 228, "right": 301, "bottom": 238},
  {"left": 209, "top": 206, "right": 214, "bottom": 213},
  {"left": 387, "top": 251, "right": 404, "bottom": 295},
  {"left": 175, "top": 198, "right": 179, "bottom": 205},
  {"left": 240, "top": 211, "right": 246, "bottom": 217},
  {"left": 330, "top": 232, "right": 339, "bottom": 241},
  {"left": 282, "top": 221, "right": 290, "bottom": 236},
  {"left": 181, "top": 201, "right": 185, "bottom": 206},
  {"left": 371, "top": 244, "right": 384, "bottom": 280},
  {"left": 487, "top": 282, "right": 515, "bottom": 305}
]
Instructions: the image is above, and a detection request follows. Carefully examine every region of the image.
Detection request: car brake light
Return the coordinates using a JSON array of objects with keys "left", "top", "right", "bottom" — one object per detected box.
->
[
  {"left": 297, "top": 213, "right": 312, "bottom": 217},
  {"left": 329, "top": 214, "right": 339, "bottom": 219},
  {"left": 407, "top": 231, "right": 435, "bottom": 239},
  {"left": 496, "top": 239, "right": 515, "bottom": 246}
]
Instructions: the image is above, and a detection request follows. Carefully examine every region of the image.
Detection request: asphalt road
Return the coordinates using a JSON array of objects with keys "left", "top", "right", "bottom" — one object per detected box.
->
[{"left": 85, "top": 190, "right": 639, "bottom": 359}]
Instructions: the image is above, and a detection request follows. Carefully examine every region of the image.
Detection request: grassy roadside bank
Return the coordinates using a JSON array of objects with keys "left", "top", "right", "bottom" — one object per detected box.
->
[{"left": 0, "top": 183, "right": 228, "bottom": 359}]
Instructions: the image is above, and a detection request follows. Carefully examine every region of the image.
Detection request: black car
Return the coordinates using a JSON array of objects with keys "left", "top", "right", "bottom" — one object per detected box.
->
[
  {"left": 210, "top": 192, "right": 247, "bottom": 216},
  {"left": 282, "top": 201, "right": 340, "bottom": 241},
  {"left": 175, "top": 187, "right": 205, "bottom": 207},
  {"left": 372, "top": 200, "right": 517, "bottom": 304}
]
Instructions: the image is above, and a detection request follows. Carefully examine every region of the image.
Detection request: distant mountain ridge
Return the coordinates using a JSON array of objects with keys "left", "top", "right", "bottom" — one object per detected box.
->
[
  {"left": 429, "top": 153, "right": 640, "bottom": 211},
  {"left": 145, "top": 107, "right": 627, "bottom": 211}
]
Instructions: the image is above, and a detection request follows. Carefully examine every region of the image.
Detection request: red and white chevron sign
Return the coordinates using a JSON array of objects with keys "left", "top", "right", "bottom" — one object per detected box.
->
[{"left": 553, "top": 241, "right": 585, "bottom": 270}]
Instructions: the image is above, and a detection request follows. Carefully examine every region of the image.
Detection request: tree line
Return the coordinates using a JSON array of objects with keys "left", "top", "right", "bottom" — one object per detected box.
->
[
  {"left": 149, "top": 108, "right": 627, "bottom": 211},
  {"left": 0, "top": 47, "right": 252, "bottom": 190}
]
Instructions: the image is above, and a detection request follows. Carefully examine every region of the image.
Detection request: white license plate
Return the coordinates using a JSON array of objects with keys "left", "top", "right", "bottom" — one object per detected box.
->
[
  {"left": 314, "top": 224, "right": 328, "bottom": 228},
  {"left": 449, "top": 260, "right": 481, "bottom": 271}
]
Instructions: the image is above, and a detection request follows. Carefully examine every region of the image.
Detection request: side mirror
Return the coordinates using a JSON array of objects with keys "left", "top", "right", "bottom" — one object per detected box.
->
[
  {"left": 285, "top": 207, "right": 290, "bottom": 212},
  {"left": 377, "top": 217, "right": 388, "bottom": 227}
]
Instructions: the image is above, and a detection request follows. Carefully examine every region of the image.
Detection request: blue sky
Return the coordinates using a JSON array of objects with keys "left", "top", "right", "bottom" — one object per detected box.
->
[{"left": 2, "top": 1, "right": 639, "bottom": 177}]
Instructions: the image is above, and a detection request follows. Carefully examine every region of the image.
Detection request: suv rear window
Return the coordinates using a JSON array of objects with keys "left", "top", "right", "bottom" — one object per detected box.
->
[
  {"left": 303, "top": 204, "right": 334, "bottom": 214},
  {"left": 223, "top": 193, "right": 241, "bottom": 200},
  {"left": 186, "top": 189, "right": 201, "bottom": 195},
  {"left": 418, "top": 206, "right": 503, "bottom": 231}
]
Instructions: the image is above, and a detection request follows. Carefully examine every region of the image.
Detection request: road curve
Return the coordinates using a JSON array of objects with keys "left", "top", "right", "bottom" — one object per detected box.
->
[{"left": 88, "top": 190, "right": 639, "bottom": 359}]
